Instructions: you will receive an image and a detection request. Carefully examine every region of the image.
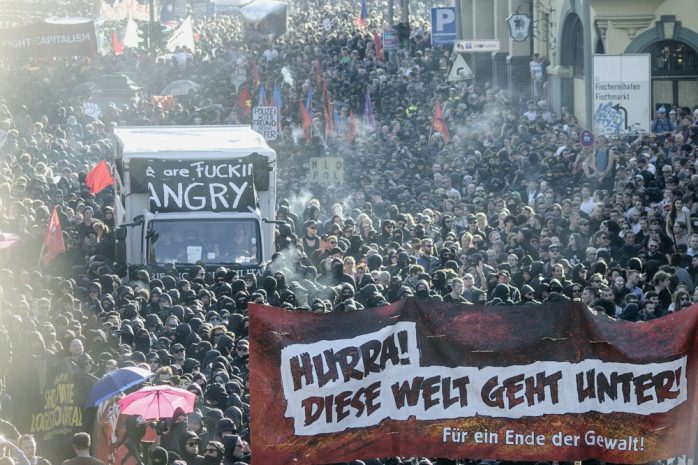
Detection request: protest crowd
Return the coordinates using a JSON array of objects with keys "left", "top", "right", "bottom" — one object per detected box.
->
[{"left": 1, "top": 0, "right": 698, "bottom": 464}]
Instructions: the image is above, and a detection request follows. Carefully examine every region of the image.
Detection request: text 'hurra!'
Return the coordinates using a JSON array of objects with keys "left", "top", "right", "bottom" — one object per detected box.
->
[
  {"left": 279, "top": 322, "right": 687, "bottom": 436},
  {"left": 146, "top": 160, "right": 255, "bottom": 211}
]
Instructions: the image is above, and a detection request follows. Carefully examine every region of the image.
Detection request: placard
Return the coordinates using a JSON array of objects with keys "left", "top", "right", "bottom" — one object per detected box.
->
[
  {"left": 593, "top": 54, "right": 651, "bottom": 135},
  {"left": 253, "top": 106, "right": 279, "bottom": 141},
  {"left": 308, "top": 157, "right": 344, "bottom": 185}
]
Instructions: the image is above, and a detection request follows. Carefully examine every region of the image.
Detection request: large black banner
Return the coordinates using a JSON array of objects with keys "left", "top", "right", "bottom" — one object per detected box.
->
[
  {"left": 129, "top": 155, "right": 268, "bottom": 213},
  {"left": 0, "top": 19, "right": 97, "bottom": 57}
]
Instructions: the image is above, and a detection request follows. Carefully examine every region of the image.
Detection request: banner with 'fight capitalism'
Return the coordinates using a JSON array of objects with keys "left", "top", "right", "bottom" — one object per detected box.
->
[{"left": 249, "top": 299, "right": 698, "bottom": 465}]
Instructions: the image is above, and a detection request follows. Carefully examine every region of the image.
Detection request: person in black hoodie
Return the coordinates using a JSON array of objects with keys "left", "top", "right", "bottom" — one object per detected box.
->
[
  {"left": 161, "top": 407, "right": 190, "bottom": 454},
  {"left": 221, "top": 435, "right": 249, "bottom": 465},
  {"left": 178, "top": 431, "right": 203, "bottom": 465},
  {"left": 115, "top": 416, "right": 147, "bottom": 465},
  {"left": 260, "top": 277, "right": 280, "bottom": 307},
  {"left": 201, "top": 441, "right": 224, "bottom": 465}
]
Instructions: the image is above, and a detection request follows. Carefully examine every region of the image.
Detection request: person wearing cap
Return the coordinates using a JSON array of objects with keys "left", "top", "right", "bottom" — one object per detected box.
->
[
  {"left": 171, "top": 343, "right": 186, "bottom": 365},
  {"left": 496, "top": 269, "right": 521, "bottom": 303},
  {"left": 652, "top": 106, "right": 675, "bottom": 133},
  {"left": 201, "top": 441, "right": 224, "bottom": 465},
  {"left": 178, "top": 431, "right": 203, "bottom": 465}
]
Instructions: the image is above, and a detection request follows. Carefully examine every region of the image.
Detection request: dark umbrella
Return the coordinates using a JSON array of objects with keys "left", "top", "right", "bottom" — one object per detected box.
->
[
  {"left": 72, "top": 82, "right": 100, "bottom": 97},
  {"left": 84, "top": 366, "right": 153, "bottom": 407}
]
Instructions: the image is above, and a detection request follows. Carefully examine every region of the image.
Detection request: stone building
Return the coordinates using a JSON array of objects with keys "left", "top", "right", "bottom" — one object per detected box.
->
[{"left": 455, "top": 0, "right": 698, "bottom": 126}]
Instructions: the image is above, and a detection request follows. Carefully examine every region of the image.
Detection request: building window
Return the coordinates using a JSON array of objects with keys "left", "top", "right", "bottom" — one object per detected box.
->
[
  {"left": 560, "top": 13, "right": 584, "bottom": 77},
  {"left": 571, "top": 17, "right": 584, "bottom": 76},
  {"left": 644, "top": 40, "right": 698, "bottom": 76}
]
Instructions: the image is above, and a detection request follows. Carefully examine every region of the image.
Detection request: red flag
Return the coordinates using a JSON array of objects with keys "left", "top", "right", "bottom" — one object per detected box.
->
[
  {"left": 347, "top": 111, "right": 357, "bottom": 145},
  {"left": 355, "top": 0, "right": 368, "bottom": 27},
  {"left": 299, "top": 102, "right": 312, "bottom": 142},
  {"left": 112, "top": 31, "right": 124, "bottom": 55},
  {"left": 315, "top": 60, "right": 322, "bottom": 88},
  {"left": 237, "top": 85, "right": 252, "bottom": 115},
  {"left": 42, "top": 207, "right": 65, "bottom": 265},
  {"left": 322, "top": 80, "right": 334, "bottom": 138},
  {"left": 374, "top": 32, "right": 383, "bottom": 62},
  {"left": 85, "top": 160, "right": 114, "bottom": 194},
  {"left": 252, "top": 61, "right": 260, "bottom": 87},
  {"left": 432, "top": 100, "right": 450, "bottom": 141}
]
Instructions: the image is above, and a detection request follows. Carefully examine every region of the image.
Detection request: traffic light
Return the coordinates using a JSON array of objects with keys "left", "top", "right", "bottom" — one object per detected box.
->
[
  {"left": 137, "top": 22, "right": 150, "bottom": 49},
  {"left": 396, "top": 22, "right": 410, "bottom": 48},
  {"left": 149, "top": 22, "right": 168, "bottom": 50}
]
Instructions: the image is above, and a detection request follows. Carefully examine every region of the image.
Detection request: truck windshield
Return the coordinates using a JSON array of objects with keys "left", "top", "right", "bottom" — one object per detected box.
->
[{"left": 147, "top": 218, "right": 260, "bottom": 266}]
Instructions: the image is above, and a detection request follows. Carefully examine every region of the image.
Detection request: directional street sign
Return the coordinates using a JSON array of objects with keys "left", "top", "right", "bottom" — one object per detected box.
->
[
  {"left": 448, "top": 54, "right": 473, "bottom": 81},
  {"left": 453, "top": 39, "right": 500, "bottom": 53}
]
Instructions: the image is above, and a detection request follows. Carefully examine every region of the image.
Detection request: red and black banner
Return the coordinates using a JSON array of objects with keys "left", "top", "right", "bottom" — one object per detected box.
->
[{"left": 250, "top": 299, "right": 698, "bottom": 465}]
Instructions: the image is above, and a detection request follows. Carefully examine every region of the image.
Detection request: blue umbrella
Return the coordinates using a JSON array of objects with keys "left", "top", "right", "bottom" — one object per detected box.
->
[{"left": 85, "top": 367, "right": 153, "bottom": 407}]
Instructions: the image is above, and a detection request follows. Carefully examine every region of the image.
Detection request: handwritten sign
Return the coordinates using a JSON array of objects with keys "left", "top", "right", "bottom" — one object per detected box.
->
[{"left": 253, "top": 106, "right": 279, "bottom": 141}]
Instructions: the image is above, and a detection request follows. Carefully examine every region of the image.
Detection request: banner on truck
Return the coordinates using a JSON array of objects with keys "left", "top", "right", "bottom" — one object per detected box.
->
[
  {"left": 129, "top": 154, "right": 270, "bottom": 213},
  {"left": 250, "top": 299, "right": 698, "bottom": 465}
]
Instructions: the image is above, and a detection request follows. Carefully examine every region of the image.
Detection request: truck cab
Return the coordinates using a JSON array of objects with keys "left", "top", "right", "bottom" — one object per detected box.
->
[{"left": 113, "top": 126, "right": 276, "bottom": 279}]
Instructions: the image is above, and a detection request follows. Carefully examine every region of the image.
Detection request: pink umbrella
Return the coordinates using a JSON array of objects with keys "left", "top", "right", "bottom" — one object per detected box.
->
[
  {"left": 118, "top": 385, "right": 195, "bottom": 420},
  {"left": 0, "top": 232, "right": 20, "bottom": 250}
]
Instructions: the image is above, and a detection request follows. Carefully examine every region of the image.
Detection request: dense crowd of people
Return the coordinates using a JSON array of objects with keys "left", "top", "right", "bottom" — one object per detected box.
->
[{"left": 1, "top": 0, "right": 698, "bottom": 464}]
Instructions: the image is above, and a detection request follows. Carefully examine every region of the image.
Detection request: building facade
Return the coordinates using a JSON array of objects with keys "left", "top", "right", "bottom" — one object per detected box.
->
[{"left": 456, "top": 0, "right": 698, "bottom": 127}]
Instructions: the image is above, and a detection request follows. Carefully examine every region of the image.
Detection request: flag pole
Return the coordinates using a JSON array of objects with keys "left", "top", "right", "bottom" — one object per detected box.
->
[
  {"left": 311, "top": 119, "right": 328, "bottom": 150},
  {"left": 37, "top": 242, "right": 46, "bottom": 268},
  {"left": 37, "top": 207, "right": 51, "bottom": 267}
]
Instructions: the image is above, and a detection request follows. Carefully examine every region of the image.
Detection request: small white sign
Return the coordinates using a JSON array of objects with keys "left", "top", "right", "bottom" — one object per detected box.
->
[
  {"left": 453, "top": 39, "right": 500, "bottom": 53},
  {"left": 230, "top": 67, "right": 247, "bottom": 93},
  {"left": 448, "top": 54, "right": 473, "bottom": 81},
  {"left": 593, "top": 54, "right": 651, "bottom": 135},
  {"left": 253, "top": 106, "right": 279, "bottom": 141},
  {"left": 84, "top": 101, "right": 102, "bottom": 120}
]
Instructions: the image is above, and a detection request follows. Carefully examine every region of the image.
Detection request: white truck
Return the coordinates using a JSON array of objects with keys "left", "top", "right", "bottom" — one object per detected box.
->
[{"left": 113, "top": 126, "right": 276, "bottom": 278}]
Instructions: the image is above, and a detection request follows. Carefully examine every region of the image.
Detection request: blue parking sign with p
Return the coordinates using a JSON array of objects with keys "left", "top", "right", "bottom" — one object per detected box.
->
[{"left": 431, "top": 7, "right": 456, "bottom": 46}]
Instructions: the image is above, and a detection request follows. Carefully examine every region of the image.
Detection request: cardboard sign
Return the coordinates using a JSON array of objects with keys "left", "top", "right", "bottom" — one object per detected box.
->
[
  {"left": 253, "top": 106, "right": 279, "bottom": 141},
  {"left": 308, "top": 157, "right": 344, "bottom": 185}
]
